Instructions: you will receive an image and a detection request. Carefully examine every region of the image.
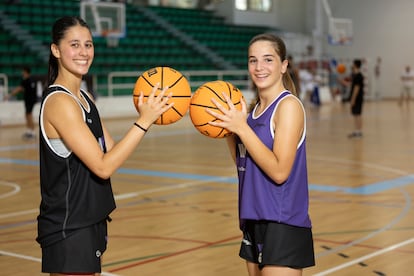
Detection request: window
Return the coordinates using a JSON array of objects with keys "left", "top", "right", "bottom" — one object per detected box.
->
[{"left": 235, "top": 0, "right": 272, "bottom": 12}]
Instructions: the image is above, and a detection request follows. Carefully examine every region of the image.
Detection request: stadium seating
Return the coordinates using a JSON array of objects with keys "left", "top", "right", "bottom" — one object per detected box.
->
[{"left": 0, "top": 1, "right": 275, "bottom": 96}]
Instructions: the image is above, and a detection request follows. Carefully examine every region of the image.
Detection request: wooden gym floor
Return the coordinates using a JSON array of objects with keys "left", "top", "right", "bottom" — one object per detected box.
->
[{"left": 0, "top": 99, "right": 413, "bottom": 275}]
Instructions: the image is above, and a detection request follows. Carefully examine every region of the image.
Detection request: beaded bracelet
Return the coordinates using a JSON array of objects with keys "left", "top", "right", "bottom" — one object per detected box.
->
[{"left": 134, "top": 122, "right": 148, "bottom": 132}]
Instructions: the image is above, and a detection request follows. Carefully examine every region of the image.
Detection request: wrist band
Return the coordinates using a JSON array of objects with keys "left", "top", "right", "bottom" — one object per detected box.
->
[{"left": 134, "top": 122, "right": 148, "bottom": 132}]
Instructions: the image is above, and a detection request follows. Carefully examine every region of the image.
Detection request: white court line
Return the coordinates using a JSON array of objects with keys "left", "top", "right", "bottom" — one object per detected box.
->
[
  {"left": 0, "top": 181, "right": 21, "bottom": 199},
  {"left": 0, "top": 176, "right": 232, "bottom": 219},
  {"left": 316, "top": 188, "right": 411, "bottom": 259},
  {"left": 0, "top": 250, "right": 120, "bottom": 276},
  {"left": 309, "top": 155, "right": 409, "bottom": 176},
  {"left": 0, "top": 249, "right": 41, "bottom": 262},
  {"left": 0, "top": 176, "right": 221, "bottom": 275},
  {"left": 114, "top": 176, "right": 230, "bottom": 200},
  {"left": 0, "top": 208, "right": 38, "bottom": 220},
  {"left": 313, "top": 237, "right": 414, "bottom": 275}
]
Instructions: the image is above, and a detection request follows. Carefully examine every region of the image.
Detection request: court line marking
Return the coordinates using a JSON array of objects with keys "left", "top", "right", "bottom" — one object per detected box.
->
[
  {"left": 0, "top": 250, "right": 120, "bottom": 276},
  {"left": 1, "top": 154, "right": 413, "bottom": 273},
  {"left": 0, "top": 209, "right": 37, "bottom": 220},
  {"left": 316, "top": 187, "right": 411, "bottom": 259},
  {"left": 310, "top": 175, "right": 414, "bottom": 195},
  {"left": 0, "top": 249, "right": 40, "bottom": 262},
  {"left": 108, "top": 235, "right": 240, "bottom": 273},
  {"left": 0, "top": 144, "right": 37, "bottom": 152},
  {"left": 309, "top": 155, "right": 409, "bottom": 175},
  {"left": 114, "top": 176, "right": 233, "bottom": 200},
  {"left": 313, "top": 237, "right": 414, "bottom": 275},
  {"left": 2, "top": 155, "right": 414, "bottom": 194},
  {"left": 0, "top": 177, "right": 233, "bottom": 219},
  {"left": 0, "top": 181, "right": 21, "bottom": 199},
  {"left": 0, "top": 166, "right": 412, "bottom": 220},
  {"left": 0, "top": 177, "right": 232, "bottom": 274}
]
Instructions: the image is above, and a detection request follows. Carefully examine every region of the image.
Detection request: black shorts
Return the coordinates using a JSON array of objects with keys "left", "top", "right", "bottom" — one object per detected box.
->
[
  {"left": 239, "top": 220, "right": 315, "bottom": 269},
  {"left": 351, "top": 99, "right": 363, "bottom": 115},
  {"left": 24, "top": 98, "right": 36, "bottom": 114},
  {"left": 41, "top": 220, "right": 108, "bottom": 274}
]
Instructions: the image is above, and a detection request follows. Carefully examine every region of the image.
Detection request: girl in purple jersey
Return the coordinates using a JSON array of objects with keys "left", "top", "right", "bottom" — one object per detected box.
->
[{"left": 207, "top": 33, "right": 314, "bottom": 275}]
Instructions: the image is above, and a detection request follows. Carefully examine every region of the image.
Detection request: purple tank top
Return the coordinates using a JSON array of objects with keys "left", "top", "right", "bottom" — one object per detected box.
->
[{"left": 236, "top": 91, "right": 312, "bottom": 229}]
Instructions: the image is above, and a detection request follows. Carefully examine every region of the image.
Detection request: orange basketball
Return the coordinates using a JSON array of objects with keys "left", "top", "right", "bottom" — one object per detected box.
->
[
  {"left": 133, "top": 67, "right": 191, "bottom": 125},
  {"left": 337, "top": 63, "right": 346, "bottom": 74},
  {"left": 190, "top": 80, "right": 244, "bottom": 138}
]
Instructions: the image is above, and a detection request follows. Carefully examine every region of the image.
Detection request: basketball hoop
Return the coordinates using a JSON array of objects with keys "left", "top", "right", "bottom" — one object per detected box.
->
[
  {"left": 80, "top": 1, "right": 126, "bottom": 47},
  {"left": 102, "top": 30, "right": 120, "bottom": 48},
  {"left": 328, "top": 18, "right": 353, "bottom": 45},
  {"left": 321, "top": 0, "right": 353, "bottom": 46}
]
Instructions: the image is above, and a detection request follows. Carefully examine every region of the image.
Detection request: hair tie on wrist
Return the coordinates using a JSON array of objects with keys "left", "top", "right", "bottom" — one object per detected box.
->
[{"left": 134, "top": 122, "right": 147, "bottom": 132}]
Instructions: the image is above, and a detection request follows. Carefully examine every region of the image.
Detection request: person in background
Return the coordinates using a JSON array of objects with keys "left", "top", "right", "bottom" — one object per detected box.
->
[
  {"left": 399, "top": 65, "right": 414, "bottom": 107},
  {"left": 207, "top": 33, "right": 315, "bottom": 276},
  {"left": 4, "top": 67, "right": 38, "bottom": 139},
  {"left": 374, "top": 56, "right": 381, "bottom": 99},
  {"left": 328, "top": 59, "right": 339, "bottom": 101},
  {"left": 36, "top": 16, "right": 172, "bottom": 276},
  {"left": 346, "top": 59, "right": 365, "bottom": 138}
]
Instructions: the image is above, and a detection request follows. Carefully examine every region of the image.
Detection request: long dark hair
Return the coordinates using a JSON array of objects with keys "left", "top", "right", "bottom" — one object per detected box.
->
[
  {"left": 47, "top": 16, "right": 91, "bottom": 87},
  {"left": 248, "top": 33, "right": 297, "bottom": 107}
]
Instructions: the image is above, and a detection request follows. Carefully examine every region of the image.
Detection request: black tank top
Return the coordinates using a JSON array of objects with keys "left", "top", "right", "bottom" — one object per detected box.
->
[{"left": 37, "top": 85, "right": 116, "bottom": 247}]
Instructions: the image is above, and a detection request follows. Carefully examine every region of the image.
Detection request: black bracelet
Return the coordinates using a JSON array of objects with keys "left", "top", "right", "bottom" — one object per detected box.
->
[{"left": 134, "top": 122, "right": 148, "bottom": 132}]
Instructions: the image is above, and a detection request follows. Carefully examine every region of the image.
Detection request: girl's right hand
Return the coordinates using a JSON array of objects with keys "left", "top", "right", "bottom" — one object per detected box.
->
[
  {"left": 206, "top": 92, "right": 248, "bottom": 136},
  {"left": 135, "top": 83, "right": 173, "bottom": 128}
]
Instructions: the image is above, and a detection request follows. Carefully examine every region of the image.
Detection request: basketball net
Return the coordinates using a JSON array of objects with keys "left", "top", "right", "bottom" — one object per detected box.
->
[
  {"left": 80, "top": 1, "right": 126, "bottom": 48},
  {"left": 328, "top": 18, "right": 353, "bottom": 45},
  {"left": 102, "top": 30, "right": 120, "bottom": 48},
  {"left": 321, "top": 0, "right": 353, "bottom": 45}
]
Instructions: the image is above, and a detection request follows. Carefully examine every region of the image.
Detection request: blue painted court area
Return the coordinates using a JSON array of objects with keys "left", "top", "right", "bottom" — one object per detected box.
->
[
  {"left": 310, "top": 175, "right": 414, "bottom": 195},
  {"left": 1, "top": 156, "right": 413, "bottom": 196}
]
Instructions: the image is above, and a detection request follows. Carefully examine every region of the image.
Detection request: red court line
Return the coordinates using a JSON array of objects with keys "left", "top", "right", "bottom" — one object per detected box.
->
[
  {"left": 113, "top": 208, "right": 232, "bottom": 221},
  {"left": 0, "top": 227, "right": 34, "bottom": 236},
  {"left": 0, "top": 238, "right": 34, "bottom": 244},
  {"left": 108, "top": 235, "right": 241, "bottom": 273},
  {"left": 110, "top": 234, "right": 209, "bottom": 245}
]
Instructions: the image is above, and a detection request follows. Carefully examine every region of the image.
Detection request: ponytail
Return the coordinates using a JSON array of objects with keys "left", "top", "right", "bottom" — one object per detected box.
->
[
  {"left": 47, "top": 52, "right": 58, "bottom": 87},
  {"left": 282, "top": 69, "right": 297, "bottom": 97}
]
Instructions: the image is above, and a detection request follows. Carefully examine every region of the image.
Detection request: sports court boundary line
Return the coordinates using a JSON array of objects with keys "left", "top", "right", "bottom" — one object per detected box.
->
[
  {"left": 313, "top": 237, "right": 414, "bottom": 275},
  {"left": 108, "top": 235, "right": 241, "bottom": 273},
  {"left": 316, "top": 188, "right": 411, "bottom": 259},
  {"left": 0, "top": 181, "right": 20, "bottom": 199},
  {"left": 0, "top": 250, "right": 120, "bottom": 276}
]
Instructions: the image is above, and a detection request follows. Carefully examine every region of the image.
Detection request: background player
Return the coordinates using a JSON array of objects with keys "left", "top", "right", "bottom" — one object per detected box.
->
[{"left": 4, "top": 66, "right": 38, "bottom": 139}]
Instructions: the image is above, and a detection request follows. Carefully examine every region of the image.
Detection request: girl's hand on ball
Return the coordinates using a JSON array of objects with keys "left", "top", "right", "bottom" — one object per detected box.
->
[
  {"left": 206, "top": 92, "right": 247, "bottom": 135},
  {"left": 137, "top": 83, "right": 174, "bottom": 127}
]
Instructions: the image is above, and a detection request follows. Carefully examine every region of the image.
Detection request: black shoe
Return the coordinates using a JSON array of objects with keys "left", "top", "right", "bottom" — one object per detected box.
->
[
  {"left": 348, "top": 132, "right": 362, "bottom": 138},
  {"left": 22, "top": 132, "right": 36, "bottom": 140}
]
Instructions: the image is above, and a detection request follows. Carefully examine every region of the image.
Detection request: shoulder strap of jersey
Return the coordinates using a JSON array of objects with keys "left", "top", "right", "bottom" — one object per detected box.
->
[{"left": 47, "top": 85, "right": 70, "bottom": 95}]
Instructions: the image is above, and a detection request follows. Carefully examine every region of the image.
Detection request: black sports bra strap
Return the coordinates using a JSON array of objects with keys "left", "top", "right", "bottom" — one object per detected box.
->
[{"left": 47, "top": 85, "right": 70, "bottom": 94}]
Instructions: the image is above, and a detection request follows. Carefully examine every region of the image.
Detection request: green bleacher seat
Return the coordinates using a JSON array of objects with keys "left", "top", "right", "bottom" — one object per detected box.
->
[{"left": 0, "top": 2, "right": 275, "bottom": 96}]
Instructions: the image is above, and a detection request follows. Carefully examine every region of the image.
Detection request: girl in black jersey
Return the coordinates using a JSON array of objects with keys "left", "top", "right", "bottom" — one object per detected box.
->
[{"left": 37, "top": 16, "right": 173, "bottom": 275}]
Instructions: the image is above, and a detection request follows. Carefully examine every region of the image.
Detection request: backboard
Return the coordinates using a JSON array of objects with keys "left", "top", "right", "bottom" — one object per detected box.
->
[
  {"left": 80, "top": 1, "right": 126, "bottom": 47},
  {"left": 328, "top": 18, "right": 353, "bottom": 46}
]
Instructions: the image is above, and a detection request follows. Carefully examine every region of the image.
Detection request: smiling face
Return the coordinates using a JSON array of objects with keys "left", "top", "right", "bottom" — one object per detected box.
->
[
  {"left": 248, "top": 40, "right": 288, "bottom": 93},
  {"left": 51, "top": 25, "right": 94, "bottom": 78}
]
